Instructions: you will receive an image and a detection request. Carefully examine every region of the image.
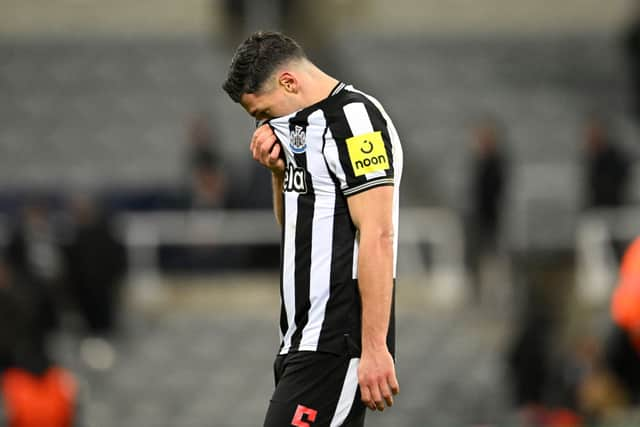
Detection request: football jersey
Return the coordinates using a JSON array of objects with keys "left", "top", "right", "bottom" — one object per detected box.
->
[{"left": 267, "top": 82, "right": 403, "bottom": 355}]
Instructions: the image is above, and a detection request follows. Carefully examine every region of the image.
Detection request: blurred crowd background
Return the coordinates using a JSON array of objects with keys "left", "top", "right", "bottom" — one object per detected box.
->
[{"left": 1, "top": 1, "right": 640, "bottom": 426}]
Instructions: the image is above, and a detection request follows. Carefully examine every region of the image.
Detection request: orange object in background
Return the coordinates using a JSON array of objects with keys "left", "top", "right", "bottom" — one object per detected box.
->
[
  {"left": 611, "top": 237, "right": 640, "bottom": 352},
  {"left": 619, "top": 237, "right": 640, "bottom": 279},
  {"left": 1, "top": 367, "right": 76, "bottom": 427}
]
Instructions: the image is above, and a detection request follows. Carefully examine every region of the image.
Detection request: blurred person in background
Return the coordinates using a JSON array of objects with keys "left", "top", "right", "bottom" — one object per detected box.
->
[
  {"left": 0, "top": 258, "right": 78, "bottom": 427},
  {"left": 6, "top": 200, "right": 62, "bottom": 333},
  {"left": 466, "top": 118, "right": 507, "bottom": 300},
  {"left": 582, "top": 115, "right": 630, "bottom": 209},
  {"left": 64, "top": 195, "right": 127, "bottom": 337},
  {"left": 223, "top": 31, "right": 402, "bottom": 426},
  {"left": 184, "top": 114, "right": 227, "bottom": 210},
  {"left": 221, "top": 0, "right": 324, "bottom": 49},
  {"left": 0, "top": 258, "right": 51, "bottom": 375},
  {"left": 222, "top": 0, "right": 295, "bottom": 45},
  {"left": 506, "top": 293, "right": 553, "bottom": 412}
]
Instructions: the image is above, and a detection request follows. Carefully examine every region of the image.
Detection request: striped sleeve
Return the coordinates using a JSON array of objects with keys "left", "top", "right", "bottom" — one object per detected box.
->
[{"left": 324, "top": 100, "right": 395, "bottom": 197}]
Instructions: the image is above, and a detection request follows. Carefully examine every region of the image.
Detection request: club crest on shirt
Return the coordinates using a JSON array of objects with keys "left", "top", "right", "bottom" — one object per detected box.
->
[{"left": 289, "top": 125, "right": 307, "bottom": 154}]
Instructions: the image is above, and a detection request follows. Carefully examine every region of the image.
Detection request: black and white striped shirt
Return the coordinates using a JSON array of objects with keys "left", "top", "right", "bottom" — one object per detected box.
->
[{"left": 268, "top": 82, "right": 403, "bottom": 356}]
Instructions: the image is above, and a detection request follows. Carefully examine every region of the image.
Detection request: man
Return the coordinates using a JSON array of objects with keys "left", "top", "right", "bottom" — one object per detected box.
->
[
  {"left": 222, "top": 31, "right": 402, "bottom": 426},
  {"left": 583, "top": 116, "right": 629, "bottom": 209}
]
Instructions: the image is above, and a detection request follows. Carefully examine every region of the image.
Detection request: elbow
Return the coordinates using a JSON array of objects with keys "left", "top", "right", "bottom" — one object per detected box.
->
[
  {"left": 362, "top": 226, "right": 394, "bottom": 247},
  {"left": 379, "top": 227, "right": 395, "bottom": 244}
]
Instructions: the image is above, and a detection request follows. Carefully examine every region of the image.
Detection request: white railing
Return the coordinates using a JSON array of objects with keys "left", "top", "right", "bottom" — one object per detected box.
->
[
  {"left": 117, "top": 207, "right": 470, "bottom": 305},
  {"left": 575, "top": 206, "right": 640, "bottom": 305}
]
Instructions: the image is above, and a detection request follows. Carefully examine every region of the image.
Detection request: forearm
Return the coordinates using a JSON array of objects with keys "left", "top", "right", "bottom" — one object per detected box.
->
[
  {"left": 272, "top": 172, "right": 284, "bottom": 227},
  {"left": 358, "top": 229, "right": 394, "bottom": 351}
]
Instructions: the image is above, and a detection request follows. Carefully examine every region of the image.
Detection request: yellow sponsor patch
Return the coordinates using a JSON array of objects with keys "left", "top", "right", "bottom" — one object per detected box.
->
[{"left": 346, "top": 131, "right": 389, "bottom": 177}]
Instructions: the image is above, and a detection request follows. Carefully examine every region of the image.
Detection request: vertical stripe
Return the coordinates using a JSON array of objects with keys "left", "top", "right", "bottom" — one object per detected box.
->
[
  {"left": 279, "top": 190, "right": 287, "bottom": 346},
  {"left": 280, "top": 190, "right": 298, "bottom": 353},
  {"left": 352, "top": 233, "right": 359, "bottom": 280},
  {"left": 329, "top": 358, "right": 360, "bottom": 427},
  {"left": 343, "top": 103, "right": 373, "bottom": 135},
  {"left": 325, "top": 102, "right": 361, "bottom": 190},
  {"left": 300, "top": 111, "right": 335, "bottom": 351},
  {"left": 318, "top": 120, "right": 358, "bottom": 350},
  {"left": 322, "top": 128, "right": 349, "bottom": 191},
  {"left": 289, "top": 110, "right": 315, "bottom": 352}
]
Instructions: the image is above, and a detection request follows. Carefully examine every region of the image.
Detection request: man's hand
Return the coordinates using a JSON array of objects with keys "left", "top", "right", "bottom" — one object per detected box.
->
[
  {"left": 358, "top": 346, "right": 400, "bottom": 411},
  {"left": 250, "top": 124, "right": 285, "bottom": 176}
]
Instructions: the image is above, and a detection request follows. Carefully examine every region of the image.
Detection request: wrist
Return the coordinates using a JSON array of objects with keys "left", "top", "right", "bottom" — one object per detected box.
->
[{"left": 361, "top": 336, "right": 388, "bottom": 353}]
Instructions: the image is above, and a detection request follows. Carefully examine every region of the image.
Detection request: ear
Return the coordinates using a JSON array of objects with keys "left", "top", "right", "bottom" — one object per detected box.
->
[{"left": 278, "top": 72, "right": 298, "bottom": 94}]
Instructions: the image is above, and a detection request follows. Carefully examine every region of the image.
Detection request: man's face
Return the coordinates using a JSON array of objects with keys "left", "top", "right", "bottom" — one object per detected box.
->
[{"left": 240, "top": 77, "right": 301, "bottom": 121}]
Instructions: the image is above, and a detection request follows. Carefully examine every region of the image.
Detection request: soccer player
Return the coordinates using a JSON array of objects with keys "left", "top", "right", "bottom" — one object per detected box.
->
[{"left": 222, "top": 31, "right": 403, "bottom": 427}]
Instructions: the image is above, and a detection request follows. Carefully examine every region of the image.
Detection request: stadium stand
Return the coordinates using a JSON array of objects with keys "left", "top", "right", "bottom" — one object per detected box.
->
[{"left": 2, "top": 28, "right": 640, "bottom": 426}]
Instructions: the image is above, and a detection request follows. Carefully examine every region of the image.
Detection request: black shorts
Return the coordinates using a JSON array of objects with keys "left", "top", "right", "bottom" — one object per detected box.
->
[{"left": 263, "top": 351, "right": 366, "bottom": 427}]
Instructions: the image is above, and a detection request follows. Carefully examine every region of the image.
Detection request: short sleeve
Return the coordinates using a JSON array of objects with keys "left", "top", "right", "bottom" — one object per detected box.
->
[{"left": 324, "top": 101, "right": 395, "bottom": 197}]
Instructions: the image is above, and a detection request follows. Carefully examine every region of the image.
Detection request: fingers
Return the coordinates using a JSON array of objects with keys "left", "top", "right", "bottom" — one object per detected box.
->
[
  {"left": 370, "top": 383, "right": 385, "bottom": 411},
  {"left": 360, "top": 374, "right": 398, "bottom": 411},
  {"left": 389, "top": 373, "right": 400, "bottom": 396},
  {"left": 250, "top": 125, "right": 284, "bottom": 173},
  {"left": 269, "top": 142, "right": 281, "bottom": 160},
  {"left": 380, "top": 380, "right": 394, "bottom": 408},
  {"left": 250, "top": 125, "right": 276, "bottom": 160},
  {"left": 359, "top": 384, "right": 376, "bottom": 411}
]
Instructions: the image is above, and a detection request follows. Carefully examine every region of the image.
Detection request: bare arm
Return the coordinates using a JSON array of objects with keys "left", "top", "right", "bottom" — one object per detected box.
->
[
  {"left": 347, "top": 185, "right": 399, "bottom": 412},
  {"left": 271, "top": 172, "right": 284, "bottom": 226},
  {"left": 250, "top": 124, "right": 285, "bottom": 226}
]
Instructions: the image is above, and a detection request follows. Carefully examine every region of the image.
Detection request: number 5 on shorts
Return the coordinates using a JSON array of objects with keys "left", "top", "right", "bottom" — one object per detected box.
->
[{"left": 291, "top": 404, "right": 318, "bottom": 427}]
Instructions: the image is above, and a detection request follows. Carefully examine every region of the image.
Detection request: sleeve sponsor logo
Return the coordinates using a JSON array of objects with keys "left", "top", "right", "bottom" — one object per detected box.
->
[{"left": 346, "top": 131, "right": 389, "bottom": 177}]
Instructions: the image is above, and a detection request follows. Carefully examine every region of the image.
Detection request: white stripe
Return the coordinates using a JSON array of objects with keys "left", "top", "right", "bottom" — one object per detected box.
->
[
  {"left": 343, "top": 103, "right": 373, "bottom": 135},
  {"left": 300, "top": 110, "right": 334, "bottom": 351},
  {"left": 323, "top": 128, "right": 349, "bottom": 190},
  {"left": 352, "top": 231, "right": 359, "bottom": 280},
  {"left": 280, "top": 182, "right": 299, "bottom": 353},
  {"left": 330, "top": 358, "right": 360, "bottom": 427}
]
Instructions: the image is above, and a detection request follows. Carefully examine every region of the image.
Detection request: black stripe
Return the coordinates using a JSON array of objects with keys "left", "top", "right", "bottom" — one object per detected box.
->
[
  {"left": 323, "top": 98, "right": 360, "bottom": 189},
  {"left": 289, "top": 109, "right": 315, "bottom": 351},
  {"left": 322, "top": 125, "right": 356, "bottom": 286},
  {"left": 278, "top": 190, "right": 287, "bottom": 351},
  {"left": 388, "top": 279, "right": 396, "bottom": 358},
  {"left": 316, "top": 105, "right": 359, "bottom": 353},
  {"left": 361, "top": 99, "right": 395, "bottom": 179}
]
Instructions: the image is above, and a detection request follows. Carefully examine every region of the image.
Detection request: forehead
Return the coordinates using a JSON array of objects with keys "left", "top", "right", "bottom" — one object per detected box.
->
[
  {"left": 240, "top": 89, "right": 279, "bottom": 117},
  {"left": 239, "top": 92, "right": 262, "bottom": 113}
]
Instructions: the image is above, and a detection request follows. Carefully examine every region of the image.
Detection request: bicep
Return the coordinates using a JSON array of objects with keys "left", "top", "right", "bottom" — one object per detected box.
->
[{"left": 347, "top": 185, "right": 395, "bottom": 232}]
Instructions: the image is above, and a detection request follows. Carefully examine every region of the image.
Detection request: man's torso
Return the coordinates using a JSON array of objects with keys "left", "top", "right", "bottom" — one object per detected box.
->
[{"left": 268, "top": 83, "right": 403, "bottom": 356}]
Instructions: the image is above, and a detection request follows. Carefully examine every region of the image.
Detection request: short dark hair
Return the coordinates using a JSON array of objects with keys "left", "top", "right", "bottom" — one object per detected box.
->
[{"left": 222, "top": 31, "right": 306, "bottom": 103}]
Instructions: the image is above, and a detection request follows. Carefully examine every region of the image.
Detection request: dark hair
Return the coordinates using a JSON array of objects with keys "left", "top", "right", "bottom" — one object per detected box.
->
[{"left": 222, "top": 31, "right": 306, "bottom": 103}]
